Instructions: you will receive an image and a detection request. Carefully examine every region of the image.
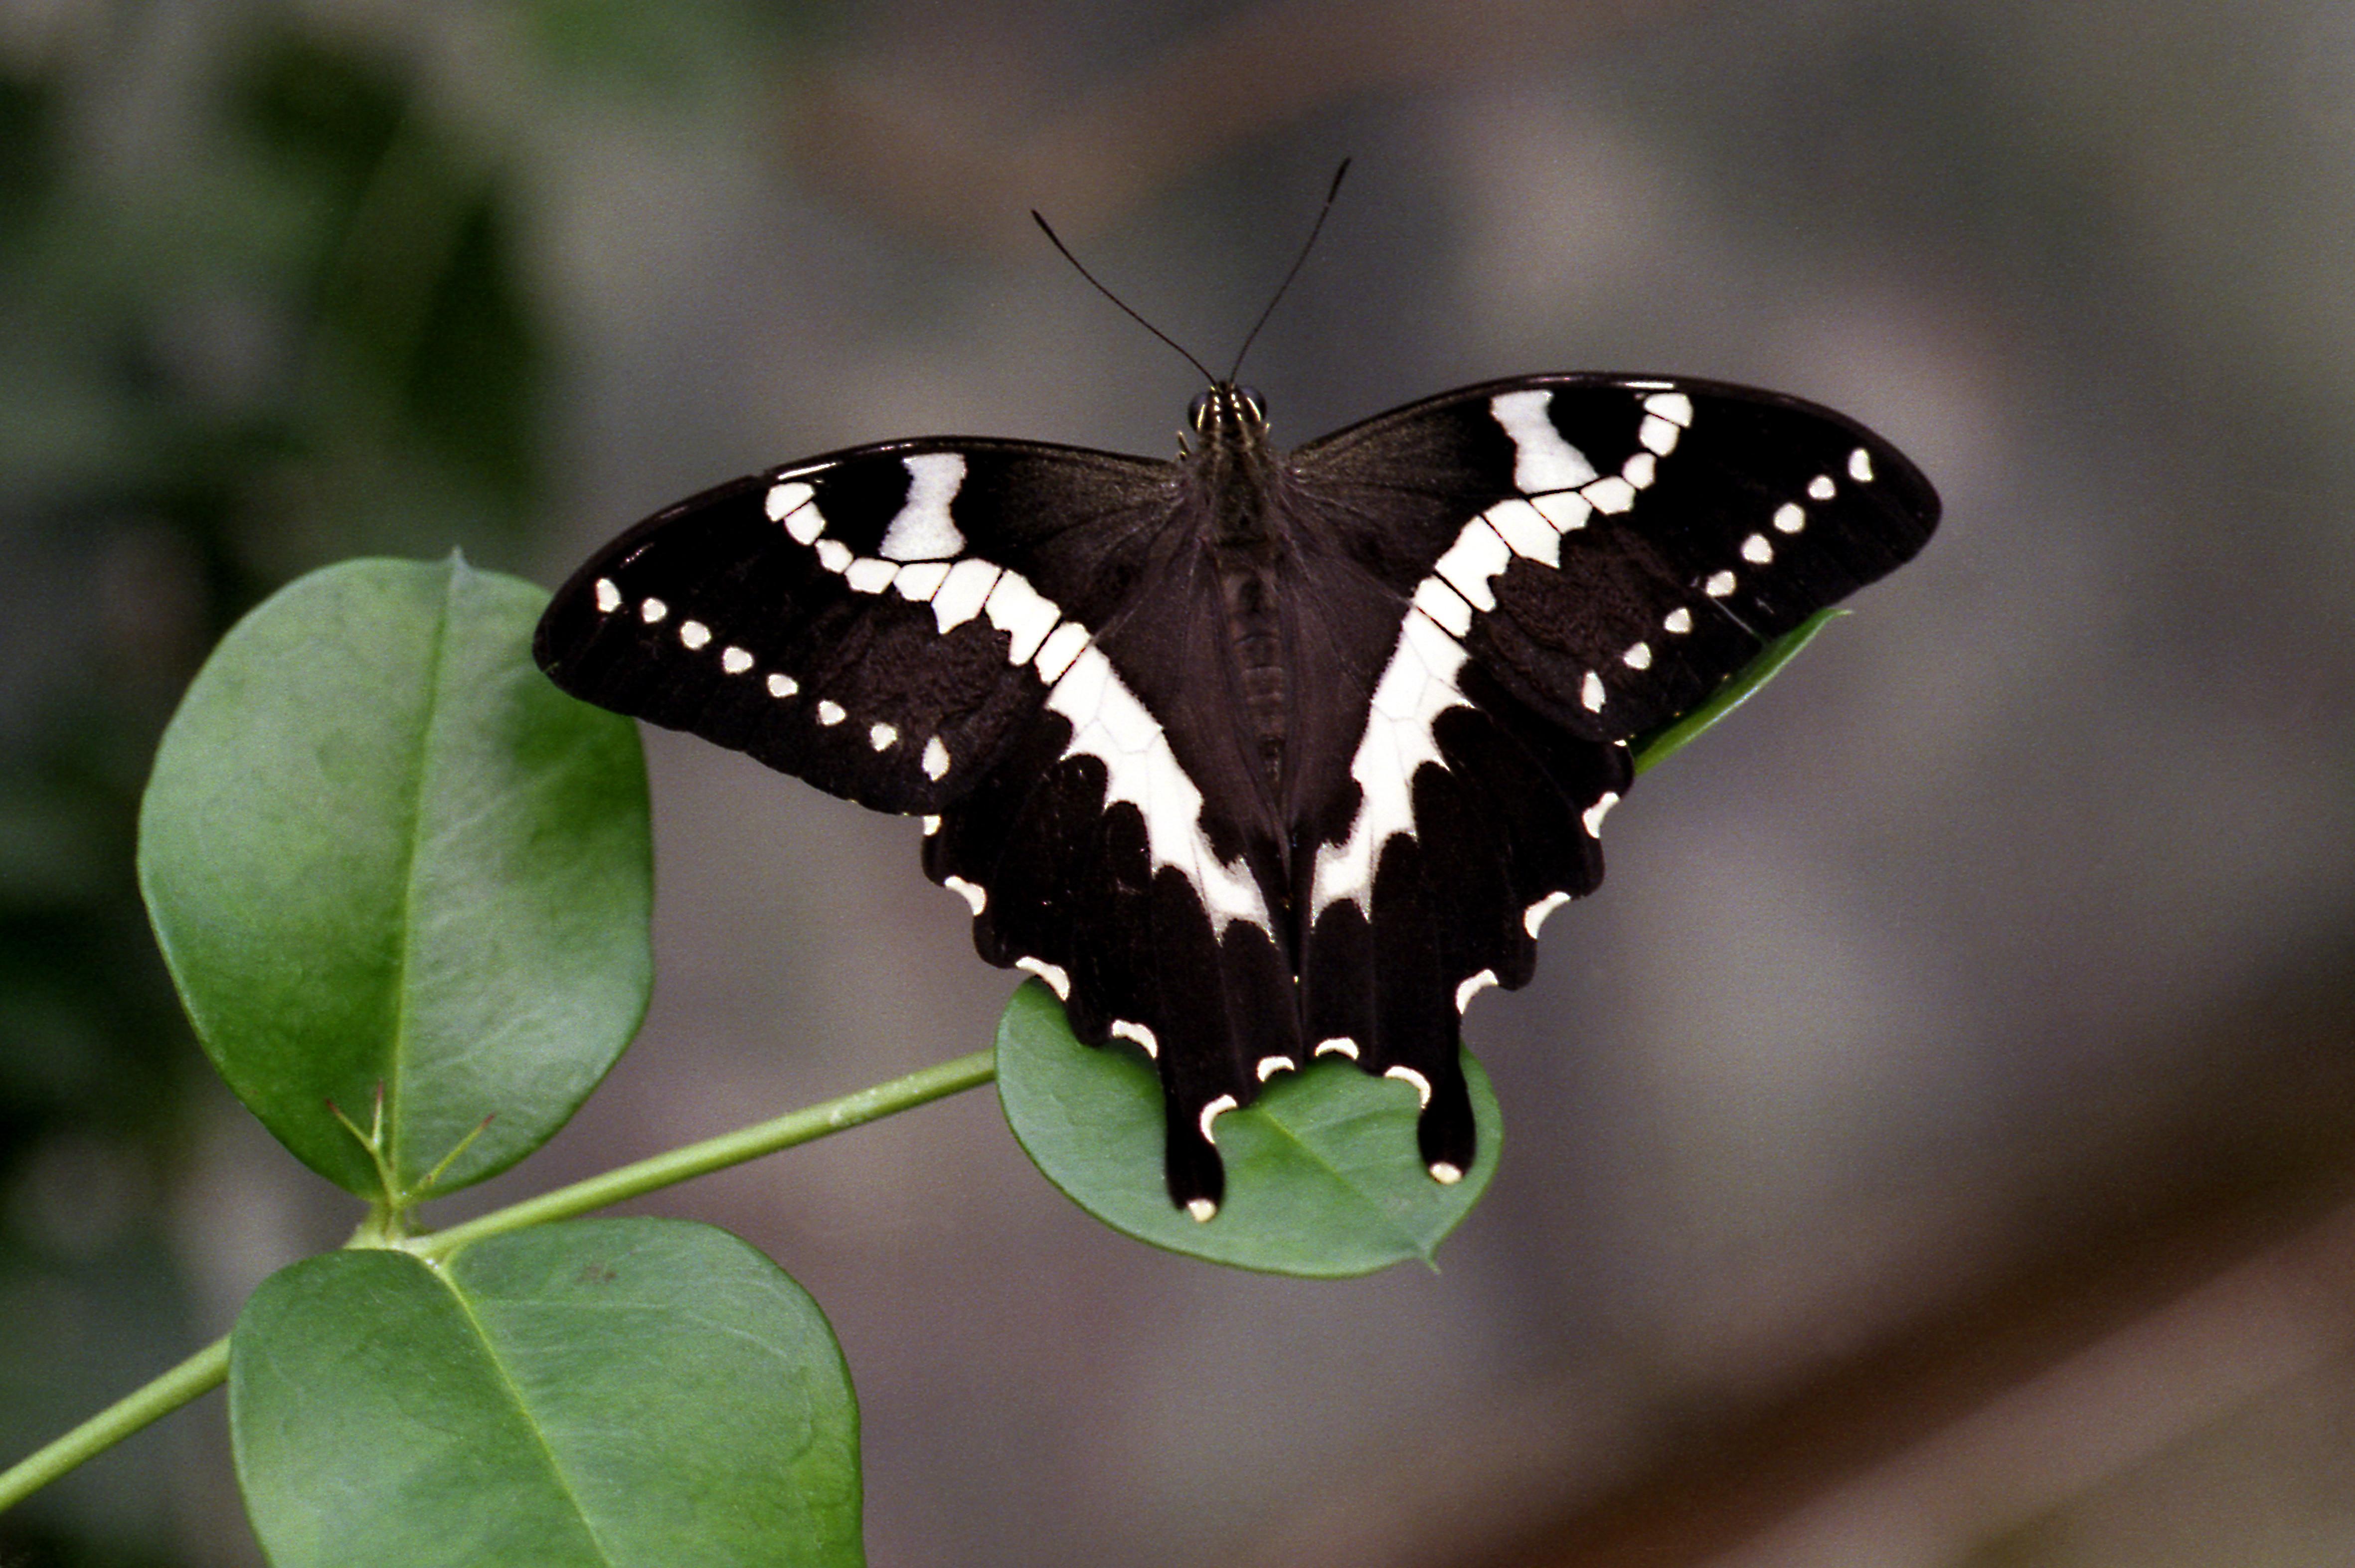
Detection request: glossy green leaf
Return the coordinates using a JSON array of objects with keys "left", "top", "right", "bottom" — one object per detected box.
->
[
  {"left": 138, "top": 556, "right": 651, "bottom": 1199},
  {"left": 230, "top": 1220, "right": 862, "bottom": 1568},
  {"left": 997, "top": 982, "right": 1499, "bottom": 1276},
  {"left": 1631, "top": 607, "right": 1846, "bottom": 774}
]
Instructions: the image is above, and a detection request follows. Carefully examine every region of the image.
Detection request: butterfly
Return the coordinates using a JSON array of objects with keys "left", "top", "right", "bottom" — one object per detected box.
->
[{"left": 534, "top": 361, "right": 1939, "bottom": 1220}]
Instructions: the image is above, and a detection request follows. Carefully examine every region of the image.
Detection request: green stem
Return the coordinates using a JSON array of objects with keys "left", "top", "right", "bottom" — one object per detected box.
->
[
  {"left": 0, "top": 1047, "right": 999, "bottom": 1513},
  {"left": 0, "top": 1339, "right": 230, "bottom": 1513},
  {"left": 410, "top": 1047, "right": 997, "bottom": 1259}
]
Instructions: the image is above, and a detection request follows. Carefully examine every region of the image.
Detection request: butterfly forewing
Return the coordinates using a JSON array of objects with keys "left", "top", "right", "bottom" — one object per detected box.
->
[
  {"left": 1295, "top": 374, "right": 1940, "bottom": 741},
  {"left": 536, "top": 371, "right": 1939, "bottom": 1220},
  {"left": 536, "top": 442, "right": 1169, "bottom": 815}
]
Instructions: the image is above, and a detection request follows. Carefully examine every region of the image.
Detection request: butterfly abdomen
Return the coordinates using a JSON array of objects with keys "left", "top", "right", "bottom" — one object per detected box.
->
[{"left": 1212, "top": 548, "right": 1295, "bottom": 790}]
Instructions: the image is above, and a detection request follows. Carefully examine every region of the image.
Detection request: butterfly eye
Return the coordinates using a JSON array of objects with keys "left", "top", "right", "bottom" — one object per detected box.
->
[
  {"left": 1187, "top": 391, "right": 1214, "bottom": 431},
  {"left": 1237, "top": 386, "right": 1267, "bottom": 424}
]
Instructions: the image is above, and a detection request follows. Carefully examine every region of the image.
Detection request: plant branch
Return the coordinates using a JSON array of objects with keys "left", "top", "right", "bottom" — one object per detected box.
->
[
  {"left": 0, "top": 1046, "right": 1000, "bottom": 1513},
  {"left": 0, "top": 1338, "right": 231, "bottom": 1513},
  {"left": 410, "top": 1047, "right": 998, "bottom": 1259}
]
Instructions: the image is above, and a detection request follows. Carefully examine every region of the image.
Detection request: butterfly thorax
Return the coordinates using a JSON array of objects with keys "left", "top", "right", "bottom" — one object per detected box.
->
[
  {"left": 1185, "top": 383, "right": 1278, "bottom": 545},
  {"left": 1184, "top": 384, "right": 1301, "bottom": 792}
]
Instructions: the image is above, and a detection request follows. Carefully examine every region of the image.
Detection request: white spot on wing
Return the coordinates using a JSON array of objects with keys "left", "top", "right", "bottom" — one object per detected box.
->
[
  {"left": 1455, "top": 969, "right": 1498, "bottom": 1012},
  {"left": 868, "top": 722, "right": 897, "bottom": 751},
  {"left": 1046, "top": 645, "right": 1270, "bottom": 932},
  {"left": 594, "top": 578, "right": 621, "bottom": 613},
  {"left": 921, "top": 735, "right": 950, "bottom": 780},
  {"left": 1583, "top": 476, "right": 1638, "bottom": 514},
  {"left": 1016, "top": 956, "right": 1071, "bottom": 1000},
  {"left": 1622, "top": 641, "right": 1652, "bottom": 670},
  {"left": 1665, "top": 607, "right": 1693, "bottom": 633},
  {"left": 984, "top": 571, "right": 1060, "bottom": 666},
  {"left": 929, "top": 558, "right": 1001, "bottom": 632},
  {"left": 893, "top": 560, "right": 952, "bottom": 601},
  {"left": 1643, "top": 391, "right": 1694, "bottom": 426},
  {"left": 1111, "top": 1019, "right": 1158, "bottom": 1060},
  {"left": 1704, "top": 571, "right": 1737, "bottom": 597},
  {"left": 1581, "top": 670, "right": 1606, "bottom": 712},
  {"left": 1255, "top": 1055, "right": 1293, "bottom": 1082},
  {"left": 1489, "top": 389, "right": 1598, "bottom": 493},
  {"left": 1523, "top": 890, "right": 1572, "bottom": 938},
  {"left": 845, "top": 557, "right": 896, "bottom": 595},
  {"left": 1741, "top": 533, "right": 1774, "bottom": 564},
  {"left": 920, "top": 814, "right": 941, "bottom": 836},
  {"left": 679, "top": 619, "right": 711, "bottom": 649},
  {"left": 1533, "top": 491, "right": 1591, "bottom": 532},
  {"left": 1187, "top": 1198, "right": 1217, "bottom": 1223},
  {"left": 1622, "top": 451, "right": 1657, "bottom": 488},
  {"left": 721, "top": 646, "right": 753, "bottom": 674},
  {"left": 1312, "top": 610, "right": 1467, "bottom": 917},
  {"left": 767, "top": 673, "right": 799, "bottom": 698},
  {"left": 815, "top": 539, "right": 852, "bottom": 574},
  {"left": 817, "top": 700, "right": 846, "bottom": 726},
  {"left": 877, "top": 453, "right": 968, "bottom": 561},
  {"left": 640, "top": 597, "right": 668, "bottom": 624},
  {"left": 943, "top": 875, "right": 986, "bottom": 915},
  {"left": 1582, "top": 790, "right": 1621, "bottom": 838},
  {"left": 1485, "top": 498, "right": 1559, "bottom": 565},
  {"left": 1032, "top": 621, "right": 1089, "bottom": 683},
  {"left": 1314, "top": 1037, "right": 1360, "bottom": 1060},
  {"left": 1808, "top": 474, "right": 1837, "bottom": 500},
  {"left": 1638, "top": 414, "right": 1682, "bottom": 455},
  {"left": 1434, "top": 518, "right": 1512, "bottom": 612},
  {"left": 1412, "top": 577, "right": 1473, "bottom": 637},
  {"left": 1198, "top": 1093, "right": 1238, "bottom": 1144},
  {"left": 784, "top": 503, "right": 826, "bottom": 546},
  {"left": 765, "top": 480, "right": 815, "bottom": 524},
  {"left": 1774, "top": 502, "right": 1807, "bottom": 534},
  {"left": 1384, "top": 1065, "right": 1433, "bottom": 1108},
  {"left": 1430, "top": 1161, "right": 1464, "bottom": 1185},
  {"left": 1849, "top": 447, "right": 1874, "bottom": 481}
]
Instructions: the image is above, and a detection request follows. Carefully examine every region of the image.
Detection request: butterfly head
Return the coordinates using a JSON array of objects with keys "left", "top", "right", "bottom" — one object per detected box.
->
[{"left": 1182, "top": 383, "right": 1269, "bottom": 456}]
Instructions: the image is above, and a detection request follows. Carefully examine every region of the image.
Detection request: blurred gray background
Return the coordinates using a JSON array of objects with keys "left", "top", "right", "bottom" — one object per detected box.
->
[{"left": 5, "top": 0, "right": 2355, "bottom": 1564}]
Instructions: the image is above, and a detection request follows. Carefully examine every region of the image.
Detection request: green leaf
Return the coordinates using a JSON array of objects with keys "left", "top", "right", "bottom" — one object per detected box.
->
[
  {"left": 1631, "top": 607, "right": 1846, "bottom": 774},
  {"left": 229, "top": 1220, "right": 862, "bottom": 1568},
  {"left": 138, "top": 556, "right": 651, "bottom": 1200},
  {"left": 996, "top": 982, "right": 1499, "bottom": 1276}
]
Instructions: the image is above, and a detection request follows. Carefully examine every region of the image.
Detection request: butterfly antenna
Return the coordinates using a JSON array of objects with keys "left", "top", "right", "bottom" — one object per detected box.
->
[
  {"left": 1226, "top": 157, "right": 1350, "bottom": 382},
  {"left": 1033, "top": 211, "right": 1215, "bottom": 384}
]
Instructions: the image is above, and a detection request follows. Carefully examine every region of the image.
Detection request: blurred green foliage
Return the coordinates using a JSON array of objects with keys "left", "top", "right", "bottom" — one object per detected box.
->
[
  {"left": 230, "top": 30, "right": 544, "bottom": 525},
  {"left": 0, "top": 7, "right": 724, "bottom": 1560},
  {"left": 529, "top": 0, "right": 834, "bottom": 97}
]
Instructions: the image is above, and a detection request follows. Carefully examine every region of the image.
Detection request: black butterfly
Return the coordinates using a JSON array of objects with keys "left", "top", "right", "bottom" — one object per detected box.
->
[{"left": 535, "top": 364, "right": 1937, "bottom": 1219}]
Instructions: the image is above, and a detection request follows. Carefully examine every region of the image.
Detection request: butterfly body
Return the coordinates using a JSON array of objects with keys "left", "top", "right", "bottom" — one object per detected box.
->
[{"left": 536, "top": 372, "right": 1938, "bottom": 1218}]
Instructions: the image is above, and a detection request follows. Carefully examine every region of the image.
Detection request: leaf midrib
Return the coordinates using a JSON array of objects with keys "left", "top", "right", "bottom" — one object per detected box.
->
[
  {"left": 384, "top": 564, "right": 461, "bottom": 1187},
  {"left": 432, "top": 1259, "right": 619, "bottom": 1566},
  {"left": 1251, "top": 1087, "right": 1440, "bottom": 1260}
]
